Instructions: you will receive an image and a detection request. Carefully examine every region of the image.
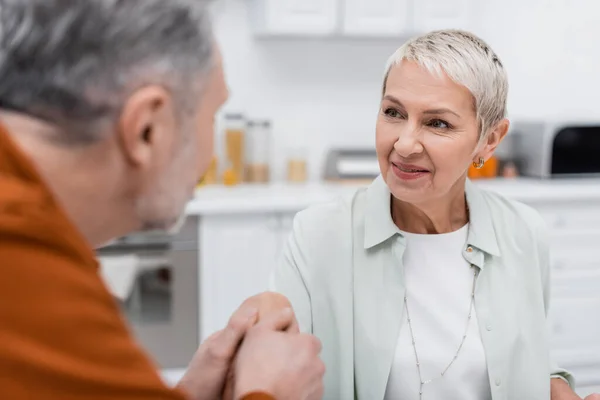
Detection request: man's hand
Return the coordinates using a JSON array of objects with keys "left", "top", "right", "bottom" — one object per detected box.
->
[
  {"left": 233, "top": 309, "right": 325, "bottom": 400},
  {"left": 222, "top": 292, "right": 300, "bottom": 399},
  {"left": 551, "top": 378, "right": 600, "bottom": 400},
  {"left": 176, "top": 305, "right": 258, "bottom": 400},
  {"left": 240, "top": 291, "right": 300, "bottom": 333}
]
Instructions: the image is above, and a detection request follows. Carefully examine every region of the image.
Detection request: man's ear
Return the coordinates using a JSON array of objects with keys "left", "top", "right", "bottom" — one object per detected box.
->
[{"left": 117, "top": 85, "right": 173, "bottom": 167}]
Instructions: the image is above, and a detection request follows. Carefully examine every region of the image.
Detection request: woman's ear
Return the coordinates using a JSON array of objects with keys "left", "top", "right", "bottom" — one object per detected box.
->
[{"left": 479, "top": 118, "right": 510, "bottom": 161}]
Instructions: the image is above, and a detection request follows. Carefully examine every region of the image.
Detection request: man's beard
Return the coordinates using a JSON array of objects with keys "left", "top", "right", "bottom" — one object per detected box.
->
[
  {"left": 138, "top": 191, "right": 192, "bottom": 234},
  {"left": 136, "top": 150, "right": 197, "bottom": 234}
]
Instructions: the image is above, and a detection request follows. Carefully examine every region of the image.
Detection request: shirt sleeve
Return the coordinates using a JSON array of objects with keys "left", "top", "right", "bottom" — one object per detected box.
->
[
  {"left": 535, "top": 218, "right": 576, "bottom": 387},
  {"left": 269, "top": 213, "right": 314, "bottom": 334},
  {"left": 0, "top": 238, "right": 188, "bottom": 400}
]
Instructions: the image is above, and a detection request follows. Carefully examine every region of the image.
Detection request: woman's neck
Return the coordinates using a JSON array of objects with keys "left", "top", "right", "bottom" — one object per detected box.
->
[{"left": 390, "top": 187, "right": 469, "bottom": 235}]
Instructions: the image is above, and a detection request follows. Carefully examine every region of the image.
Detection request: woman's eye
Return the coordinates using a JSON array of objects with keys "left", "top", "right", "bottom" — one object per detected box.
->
[
  {"left": 429, "top": 119, "right": 450, "bottom": 129},
  {"left": 384, "top": 108, "right": 402, "bottom": 118}
]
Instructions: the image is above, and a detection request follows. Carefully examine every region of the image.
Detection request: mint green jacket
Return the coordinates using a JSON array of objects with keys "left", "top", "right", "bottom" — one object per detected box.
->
[{"left": 271, "top": 176, "right": 573, "bottom": 400}]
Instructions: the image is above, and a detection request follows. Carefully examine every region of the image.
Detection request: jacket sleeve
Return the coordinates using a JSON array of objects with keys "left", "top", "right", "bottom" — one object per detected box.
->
[
  {"left": 0, "top": 238, "right": 188, "bottom": 400},
  {"left": 269, "top": 212, "right": 314, "bottom": 334},
  {"left": 536, "top": 218, "right": 576, "bottom": 387},
  {"left": 241, "top": 393, "right": 275, "bottom": 400}
]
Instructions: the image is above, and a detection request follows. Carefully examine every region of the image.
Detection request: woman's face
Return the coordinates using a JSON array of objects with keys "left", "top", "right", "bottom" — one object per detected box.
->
[{"left": 376, "top": 60, "right": 505, "bottom": 206}]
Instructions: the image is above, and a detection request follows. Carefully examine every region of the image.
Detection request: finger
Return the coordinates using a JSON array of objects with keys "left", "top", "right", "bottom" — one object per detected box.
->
[
  {"left": 209, "top": 306, "right": 258, "bottom": 361},
  {"left": 285, "top": 314, "right": 300, "bottom": 334},
  {"left": 256, "top": 307, "right": 294, "bottom": 331},
  {"left": 225, "top": 305, "right": 258, "bottom": 341},
  {"left": 300, "top": 333, "right": 322, "bottom": 354}
]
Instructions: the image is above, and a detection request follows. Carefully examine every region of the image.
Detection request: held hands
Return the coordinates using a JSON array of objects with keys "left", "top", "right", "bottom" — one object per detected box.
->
[
  {"left": 232, "top": 308, "right": 325, "bottom": 400},
  {"left": 176, "top": 304, "right": 258, "bottom": 400},
  {"left": 177, "top": 292, "right": 324, "bottom": 400},
  {"left": 221, "top": 292, "right": 301, "bottom": 399}
]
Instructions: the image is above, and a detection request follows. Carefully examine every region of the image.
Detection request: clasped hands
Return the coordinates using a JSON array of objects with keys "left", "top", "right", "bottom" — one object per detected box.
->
[{"left": 177, "top": 292, "right": 324, "bottom": 400}]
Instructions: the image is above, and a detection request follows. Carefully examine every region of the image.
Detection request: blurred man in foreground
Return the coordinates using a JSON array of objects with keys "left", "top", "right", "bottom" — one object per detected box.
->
[{"left": 0, "top": 0, "right": 324, "bottom": 399}]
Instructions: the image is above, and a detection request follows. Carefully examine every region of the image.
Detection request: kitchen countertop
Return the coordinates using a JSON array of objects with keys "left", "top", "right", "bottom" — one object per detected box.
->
[{"left": 185, "top": 177, "right": 600, "bottom": 215}]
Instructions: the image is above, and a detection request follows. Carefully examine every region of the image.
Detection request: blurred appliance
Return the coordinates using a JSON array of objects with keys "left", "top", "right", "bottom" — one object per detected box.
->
[
  {"left": 512, "top": 121, "right": 600, "bottom": 178},
  {"left": 323, "top": 148, "right": 379, "bottom": 182},
  {"left": 96, "top": 218, "right": 199, "bottom": 369}
]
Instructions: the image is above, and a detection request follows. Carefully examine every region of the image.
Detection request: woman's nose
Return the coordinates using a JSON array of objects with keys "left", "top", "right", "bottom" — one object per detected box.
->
[{"left": 393, "top": 125, "right": 424, "bottom": 158}]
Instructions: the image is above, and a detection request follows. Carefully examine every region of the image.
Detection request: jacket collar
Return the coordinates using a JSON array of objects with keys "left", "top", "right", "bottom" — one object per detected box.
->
[{"left": 363, "top": 175, "right": 500, "bottom": 257}]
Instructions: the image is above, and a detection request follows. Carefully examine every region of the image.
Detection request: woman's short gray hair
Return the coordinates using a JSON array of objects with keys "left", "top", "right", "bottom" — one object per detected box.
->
[
  {"left": 0, "top": 0, "right": 214, "bottom": 144},
  {"left": 382, "top": 30, "right": 508, "bottom": 141}
]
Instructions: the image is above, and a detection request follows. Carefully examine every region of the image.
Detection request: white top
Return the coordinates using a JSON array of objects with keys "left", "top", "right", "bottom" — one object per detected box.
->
[{"left": 383, "top": 224, "right": 492, "bottom": 400}]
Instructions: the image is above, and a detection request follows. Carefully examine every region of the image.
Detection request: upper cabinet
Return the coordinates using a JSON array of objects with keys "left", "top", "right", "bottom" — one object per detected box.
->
[
  {"left": 251, "top": 0, "right": 339, "bottom": 36},
  {"left": 250, "top": 0, "right": 475, "bottom": 38},
  {"left": 342, "top": 0, "right": 410, "bottom": 37},
  {"left": 412, "top": 0, "right": 475, "bottom": 32}
]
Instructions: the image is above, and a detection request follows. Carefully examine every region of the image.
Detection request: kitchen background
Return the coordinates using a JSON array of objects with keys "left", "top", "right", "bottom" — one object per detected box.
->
[
  {"left": 212, "top": 0, "right": 600, "bottom": 181},
  {"left": 97, "top": 0, "right": 600, "bottom": 396}
]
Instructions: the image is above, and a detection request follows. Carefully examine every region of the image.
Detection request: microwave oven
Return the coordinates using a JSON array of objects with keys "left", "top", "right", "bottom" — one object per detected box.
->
[{"left": 511, "top": 121, "right": 600, "bottom": 178}]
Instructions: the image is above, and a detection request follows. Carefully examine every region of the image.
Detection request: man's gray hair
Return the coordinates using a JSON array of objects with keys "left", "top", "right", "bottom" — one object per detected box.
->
[
  {"left": 0, "top": 0, "right": 215, "bottom": 144},
  {"left": 383, "top": 30, "right": 508, "bottom": 141}
]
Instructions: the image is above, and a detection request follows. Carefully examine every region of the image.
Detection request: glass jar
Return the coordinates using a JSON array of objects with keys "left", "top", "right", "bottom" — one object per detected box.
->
[
  {"left": 287, "top": 147, "right": 308, "bottom": 183},
  {"left": 245, "top": 120, "right": 271, "bottom": 183},
  {"left": 223, "top": 113, "right": 246, "bottom": 184}
]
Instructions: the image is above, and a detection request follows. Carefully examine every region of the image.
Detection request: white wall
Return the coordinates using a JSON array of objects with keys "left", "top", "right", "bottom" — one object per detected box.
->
[{"left": 211, "top": 0, "right": 600, "bottom": 181}]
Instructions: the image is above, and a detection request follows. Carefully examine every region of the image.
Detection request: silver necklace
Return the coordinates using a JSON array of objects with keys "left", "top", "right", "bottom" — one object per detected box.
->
[{"left": 403, "top": 265, "right": 479, "bottom": 400}]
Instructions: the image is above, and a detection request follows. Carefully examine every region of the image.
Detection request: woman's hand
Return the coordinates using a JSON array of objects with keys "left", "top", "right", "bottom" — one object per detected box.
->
[
  {"left": 176, "top": 304, "right": 258, "bottom": 400},
  {"left": 221, "top": 292, "right": 300, "bottom": 400},
  {"left": 177, "top": 291, "right": 298, "bottom": 400}
]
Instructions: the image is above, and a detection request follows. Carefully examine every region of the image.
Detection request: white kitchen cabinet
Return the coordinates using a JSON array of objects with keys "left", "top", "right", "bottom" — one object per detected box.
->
[
  {"left": 198, "top": 212, "right": 296, "bottom": 340},
  {"left": 250, "top": 0, "right": 338, "bottom": 36},
  {"left": 342, "top": 0, "right": 410, "bottom": 37},
  {"left": 412, "top": 0, "right": 476, "bottom": 32}
]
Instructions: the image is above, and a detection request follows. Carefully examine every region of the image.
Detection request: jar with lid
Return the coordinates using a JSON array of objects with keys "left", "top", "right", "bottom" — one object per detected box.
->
[
  {"left": 245, "top": 120, "right": 271, "bottom": 183},
  {"left": 223, "top": 113, "right": 246, "bottom": 184},
  {"left": 287, "top": 147, "right": 308, "bottom": 183}
]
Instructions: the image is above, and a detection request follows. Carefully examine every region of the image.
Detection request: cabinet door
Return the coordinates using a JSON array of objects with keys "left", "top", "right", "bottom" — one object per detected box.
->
[
  {"left": 412, "top": 0, "right": 475, "bottom": 32},
  {"left": 255, "top": 0, "right": 338, "bottom": 36},
  {"left": 199, "top": 214, "right": 281, "bottom": 340},
  {"left": 343, "top": 0, "right": 410, "bottom": 36}
]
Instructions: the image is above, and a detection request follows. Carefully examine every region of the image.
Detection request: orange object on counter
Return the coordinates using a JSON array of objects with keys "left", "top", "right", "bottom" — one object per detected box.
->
[{"left": 223, "top": 167, "right": 240, "bottom": 186}]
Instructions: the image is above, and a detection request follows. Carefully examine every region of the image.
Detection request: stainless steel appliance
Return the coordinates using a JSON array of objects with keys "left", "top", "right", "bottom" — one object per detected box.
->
[
  {"left": 323, "top": 148, "right": 380, "bottom": 182},
  {"left": 512, "top": 121, "right": 600, "bottom": 178},
  {"left": 96, "top": 217, "right": 199, "bottom": 369}
]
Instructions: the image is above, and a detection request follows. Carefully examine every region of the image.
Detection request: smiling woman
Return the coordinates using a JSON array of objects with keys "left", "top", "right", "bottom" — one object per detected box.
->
[
  {"left": 269, "top": 29, "right": 588, "bottom": 400},
  {"left": 376, "top": 31, "right": 509, "bottom": 233}
]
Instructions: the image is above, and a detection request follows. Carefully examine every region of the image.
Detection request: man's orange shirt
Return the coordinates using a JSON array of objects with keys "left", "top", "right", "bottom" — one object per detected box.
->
[{"left": 0, "top": 123, "right": 271, "bottom": 400}]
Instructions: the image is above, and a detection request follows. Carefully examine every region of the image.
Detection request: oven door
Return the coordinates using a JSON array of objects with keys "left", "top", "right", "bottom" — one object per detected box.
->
[{"left": 96, "top": 217, "right": 199, "bottom": 369}]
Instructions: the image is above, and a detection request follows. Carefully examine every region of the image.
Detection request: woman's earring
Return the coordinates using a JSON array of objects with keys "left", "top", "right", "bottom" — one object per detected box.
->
[{"left": 473, "top": 157, "right": 485, "bottom": 169}]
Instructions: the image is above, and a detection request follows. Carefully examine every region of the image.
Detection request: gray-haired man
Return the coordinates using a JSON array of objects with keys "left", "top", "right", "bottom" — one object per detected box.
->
[{"left": 0, "top": 1, "right": 324, "bottom": 399}]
